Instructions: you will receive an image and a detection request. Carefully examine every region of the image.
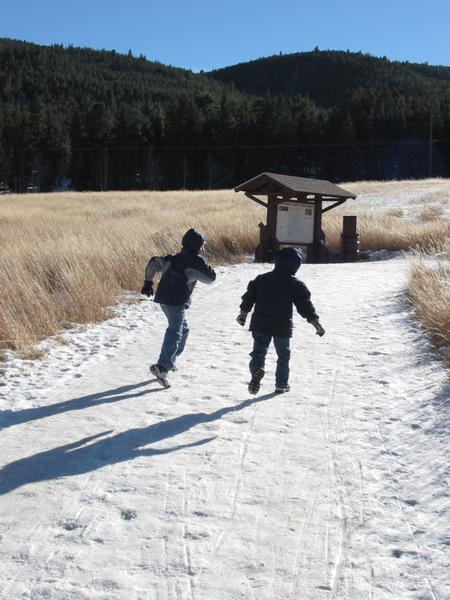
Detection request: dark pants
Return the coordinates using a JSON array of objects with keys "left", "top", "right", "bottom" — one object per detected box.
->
[
  {"left": 157, "top": 304, "right": 189, "bottom": 371},
  {"left": 249, "top": 332, "right": 290, "bottom": 388}
]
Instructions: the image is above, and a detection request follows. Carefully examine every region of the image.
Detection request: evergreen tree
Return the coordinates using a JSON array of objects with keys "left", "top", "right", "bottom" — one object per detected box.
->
[{"left": 0, "top": 39, "right": 449, "bottom": 188}]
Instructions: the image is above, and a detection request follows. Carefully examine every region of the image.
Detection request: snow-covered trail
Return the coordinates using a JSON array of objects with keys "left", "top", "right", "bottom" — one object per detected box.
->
[{"left": 0, "top": 259, "right": 448, "bottom": 600}]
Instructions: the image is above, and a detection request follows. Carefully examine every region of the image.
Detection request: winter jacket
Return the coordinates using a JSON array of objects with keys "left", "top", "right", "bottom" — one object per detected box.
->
[
  {"left": 240, "top": 247, "right": 318, "bottom": 338},
  {"left": 144, "top": 249, "right": 216, "bottom": 307}
]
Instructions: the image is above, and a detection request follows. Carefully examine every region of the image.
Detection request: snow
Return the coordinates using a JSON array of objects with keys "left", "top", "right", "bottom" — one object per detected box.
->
[
  {"left": 1, "top": 256, "right": 449, "bottom": 599},
  {"left": 342, "top": 180, "right": 450, "bottom": 221}
]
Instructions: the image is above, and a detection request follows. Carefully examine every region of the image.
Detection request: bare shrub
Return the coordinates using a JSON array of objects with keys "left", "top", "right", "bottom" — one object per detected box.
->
[{"left": 406, "top": 257, "right": 450, "bottom": 359}]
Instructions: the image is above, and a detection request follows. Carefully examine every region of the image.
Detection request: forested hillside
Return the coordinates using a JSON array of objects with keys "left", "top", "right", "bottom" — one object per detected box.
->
[
  {"left": 1, "top": 40, "right": 449, "bottom": 192},
  {"left": 209, "top": 49, "right": 450, "bottom": 108}
]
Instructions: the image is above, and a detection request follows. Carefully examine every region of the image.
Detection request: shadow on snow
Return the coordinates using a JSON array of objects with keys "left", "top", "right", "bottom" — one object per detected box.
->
[
  {"left": 0, "top": 384, "right": 277, "bottom": 496},
  {"left": 0, "top": 380, "right": 159, "bottom": 429}
]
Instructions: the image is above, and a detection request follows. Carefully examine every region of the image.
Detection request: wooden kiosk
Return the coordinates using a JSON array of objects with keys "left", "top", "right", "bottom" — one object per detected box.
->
[{"left": 235, "top": 172, "right": 356, "bottom": 262}]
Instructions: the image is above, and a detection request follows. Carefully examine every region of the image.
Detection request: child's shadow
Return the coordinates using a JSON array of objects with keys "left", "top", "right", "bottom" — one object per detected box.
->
[
  {"left": 0, "top": 380, "right": 159, "bottom": 429},
  {"left": 0, "top": 393, "right": 276, "bottom": 496}
]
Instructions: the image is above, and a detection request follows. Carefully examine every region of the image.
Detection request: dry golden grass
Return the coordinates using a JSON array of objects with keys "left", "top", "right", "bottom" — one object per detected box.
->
[
  {"left": 326, "top": 181, "right": 449, "bottom": 360},
  {"left": 0, "top": 180, "right": 449, "bottom": 356},
  {"left": 0, "top": 190, "right": 263, "bottom": 352},
  {"left": 322, "top": 210, "right": 450, "bottom": 255},
  {"left": 384, "top": 208, "right": 404, "bottom": 218},
  {"left": 411, "top": 191, "right": 450, "bottom": 206},
  {"left": 340, "top": 178, "right": 448, "bottom": 196},
  {"left": 406, "top": 257, "right": 450, "bottom": 357},
  {"left": 323, "top": 178, "right": 450, "bottom": 256},
  {"left": 340, "top": 178, "right": 450, "bottom": 222},
  {"left": 417, "top": 205, "right": 444, "bottom": 222}
]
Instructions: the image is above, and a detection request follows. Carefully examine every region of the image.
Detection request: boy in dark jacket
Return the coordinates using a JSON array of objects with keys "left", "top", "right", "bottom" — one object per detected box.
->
[
  {"left": 141, "top": 228, "right": 216, "bottom": 388},
  {"left": 237, "top": 246, "right": 324, "bottom": 394}
]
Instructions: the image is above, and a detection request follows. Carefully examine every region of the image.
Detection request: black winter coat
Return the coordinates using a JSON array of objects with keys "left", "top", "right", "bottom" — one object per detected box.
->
[
  {"left": 145, "top": 249, "right": 216, "bottom": 307},
  {"left": 240, "top": 266, "right": 318, "bottom": 338}
]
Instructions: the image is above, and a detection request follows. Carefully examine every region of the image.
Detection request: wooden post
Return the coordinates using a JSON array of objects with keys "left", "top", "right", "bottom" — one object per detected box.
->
[
  {"left": 312, "top": 196, "right": 323, "bottom": 262},
  {"left": 264, "top": 194, "right": 279, "bottom": 261},
  {"left": 266, "top": 194, "right": 278, "bottom": 234},
  {"left": 341, "top": 216, "right": 360, "bottom": 261},
  {"left": 343, "top": 215, "right": 357, "bottom": 236}
]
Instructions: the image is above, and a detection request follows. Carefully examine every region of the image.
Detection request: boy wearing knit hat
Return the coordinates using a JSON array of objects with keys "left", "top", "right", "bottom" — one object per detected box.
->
[
  {"left": 141, "top": 228, "right": 216, "bottom": 388},
  {"left": 237, "top": 246, "right": 324, "bottom": 394}
]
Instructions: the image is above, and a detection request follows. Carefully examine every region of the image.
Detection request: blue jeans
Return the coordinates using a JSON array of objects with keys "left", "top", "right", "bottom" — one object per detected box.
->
[
  {"left": 157, "top": 304, "right": 189, "bottom": 371},
  {"left": 249, "top": 332, "right": 291, "bottom": 388}
]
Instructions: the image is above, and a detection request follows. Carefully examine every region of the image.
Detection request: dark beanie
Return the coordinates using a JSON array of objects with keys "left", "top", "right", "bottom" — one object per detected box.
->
[
  {"left": 181, "top": 228, "right": 205, "bottom": 253},
  {"left": 275, "top": 246, "right": 303, "bottom": 274}
]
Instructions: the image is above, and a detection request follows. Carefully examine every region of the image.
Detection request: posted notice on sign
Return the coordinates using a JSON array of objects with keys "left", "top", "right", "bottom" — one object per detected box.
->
[{"left": 276, "top": 202, "right": 315, "bottom": 244}]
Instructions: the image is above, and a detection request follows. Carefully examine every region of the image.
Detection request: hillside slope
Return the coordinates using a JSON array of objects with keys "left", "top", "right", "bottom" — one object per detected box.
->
[
  {"left": 1, "top": 42, "right": 450, "bottom": 189},
  {"left": 209, "top": 49, "right": 450, "bottom": 108}
]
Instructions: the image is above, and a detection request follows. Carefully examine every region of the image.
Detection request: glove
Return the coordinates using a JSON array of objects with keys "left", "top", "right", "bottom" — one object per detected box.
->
[
  {"left": 236, "top": 312, "right": 247, "bottom": 326},
  {"left": 312, "top": 318, "right": 325, "bottom": 337},
  {"left": 140, "top": 280, "right": 153, "bottom": 297}
]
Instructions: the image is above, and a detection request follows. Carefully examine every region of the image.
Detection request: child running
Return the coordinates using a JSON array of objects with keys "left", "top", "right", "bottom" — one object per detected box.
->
[
  {"left": 237, "top": 246, "right": 325, "bottom": 394},
  {"left": 141, "top": 228, "right": 216, "bottom": 388}
]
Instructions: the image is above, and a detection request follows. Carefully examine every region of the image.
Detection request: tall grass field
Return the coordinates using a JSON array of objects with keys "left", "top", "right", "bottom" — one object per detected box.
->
[{"left": 0, "top": 180, "right": 449, "bottom": 358}]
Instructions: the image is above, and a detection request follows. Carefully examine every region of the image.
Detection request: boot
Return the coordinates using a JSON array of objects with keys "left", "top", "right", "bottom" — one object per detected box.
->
[
  {"left": 150, "top": 364, "right": 170, "bottom": 388},
  {"left": 248, "top": 368, "right": 265, "bottom": 394}
]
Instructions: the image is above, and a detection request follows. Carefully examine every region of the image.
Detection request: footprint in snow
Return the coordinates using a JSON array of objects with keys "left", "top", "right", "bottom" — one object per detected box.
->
[
  {"left": 392, "top": 548, "right": 418, "bottom": 558},
  {"left": 60, "top": 519, "right": 81, "bottom": 531},
  {"left": 184, "top": 530, "right": 209, "bottom": 540},
  {"left": 403, "top": 499, "right": 418, "bottom": 506},
  {"left": 316, "top": 585, "right": 332, "bottom": 591}
]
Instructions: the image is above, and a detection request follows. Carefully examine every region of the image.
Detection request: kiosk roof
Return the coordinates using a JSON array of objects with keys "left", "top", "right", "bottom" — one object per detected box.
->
[{"left": 235, "top": 172, "right": 356, "bottom": 199}]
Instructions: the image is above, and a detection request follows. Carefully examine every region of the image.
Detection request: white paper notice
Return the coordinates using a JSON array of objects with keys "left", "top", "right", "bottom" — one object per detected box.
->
[{"left": 276, "top": 202, "right": 315, "bottom": 244}]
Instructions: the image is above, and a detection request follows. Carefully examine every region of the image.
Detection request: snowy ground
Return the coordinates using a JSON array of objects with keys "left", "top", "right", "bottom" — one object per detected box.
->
[
  {"left": 343, "top": 179, "right": 450, "bottom": 220},
  {"left": 0, "top": 256, "right": 449, "bottom": 599}
]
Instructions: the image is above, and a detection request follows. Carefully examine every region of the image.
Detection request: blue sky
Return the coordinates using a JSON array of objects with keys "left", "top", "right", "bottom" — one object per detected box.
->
[{"left": 1, "top": 0, "right": 449, "bottom": 71}]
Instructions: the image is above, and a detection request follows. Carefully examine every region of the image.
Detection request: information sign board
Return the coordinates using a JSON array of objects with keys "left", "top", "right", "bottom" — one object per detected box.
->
[{"left": 276, "top": 202, "right": 315, "bottom": 244}]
